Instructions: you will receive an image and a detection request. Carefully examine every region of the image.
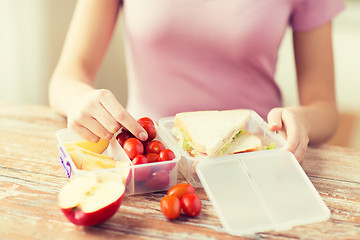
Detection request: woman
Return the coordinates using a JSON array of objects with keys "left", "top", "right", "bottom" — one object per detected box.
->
[{"left": 49, "top": 0, "right": 344, "bottom": 161}]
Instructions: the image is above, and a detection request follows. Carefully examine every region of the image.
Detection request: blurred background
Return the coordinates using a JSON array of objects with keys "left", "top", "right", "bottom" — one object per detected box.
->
[{"left": 0, "top": 0, "right": 359, "bottom": 149}]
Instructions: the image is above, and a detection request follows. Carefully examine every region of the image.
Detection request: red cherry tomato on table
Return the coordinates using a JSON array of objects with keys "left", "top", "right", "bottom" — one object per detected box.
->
[
  {"left": 138, "top": 120, "right": 157, "bottom": 142},
  {"left": 123, "top": 138, "right": 144, "bottom": 160},
  {"left": 160, "top": 195, "right": 181, "bottom": 220},
  {"left": 167, "top": 183, "right": 195, "bottom": 200},
  {"left": 145, "top": 140, "right": 166, "bottom": 154},
  {"left": 181, "top": 193, "right": 202, "bottom": 217}
]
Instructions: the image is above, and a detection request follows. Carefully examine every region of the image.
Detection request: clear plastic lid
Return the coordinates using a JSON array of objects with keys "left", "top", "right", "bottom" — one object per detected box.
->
[{"left": 195, "top": 150, "right": 330, "bottom": 236}]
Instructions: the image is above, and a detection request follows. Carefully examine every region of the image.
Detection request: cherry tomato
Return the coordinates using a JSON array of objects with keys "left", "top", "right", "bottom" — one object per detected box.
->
[
  {"left": 134, "top": 167, "right": 151, "bottom": 182},
  {"left": 145, "top": 140, "right": 166, "bottom": 154},
  {"left": 116, "top": 128, "right": 133, "bottom": 147},
  {"left": 142, "top": 140, "right": 150, "bottom": 149},
  {"left": 145, "top": 170, "right": 170, "bottom": 189},
  {"left": 137, "top": 117, "right": 154, "bottom": 125},
  {"left": 138, "top": 120, "right": 157, "bottom": 142},
  {"left": 158, "top": 149, "right": 175, "bottom": 162},
  {"left": 158, "top": 149, "right": 176, "bottom": 171},
  {"left": 145, "top": 153, "right": 159, "bottom": 163},
  {"left": 181, "top": 193, "right": 202, "bottom": 217},
  {"left": 132, "top": 155, "right": 150, "bottom": 182},
  {"left": 160, "top": 195, "right": 181, "bottom": 220},
  {"left": 132, "top": 155, "right": 148, "bottom": 165},
  {"left": 123, "top": 138, "right": 144, "bottom": 160},
  {"left": 167, "top": 183, "right": 195, "bottom": 200}
]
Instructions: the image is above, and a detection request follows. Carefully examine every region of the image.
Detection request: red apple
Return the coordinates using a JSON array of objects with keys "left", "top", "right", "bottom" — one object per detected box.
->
[{"left": 58, "top": 173, "right": 125, "bottom": 226}]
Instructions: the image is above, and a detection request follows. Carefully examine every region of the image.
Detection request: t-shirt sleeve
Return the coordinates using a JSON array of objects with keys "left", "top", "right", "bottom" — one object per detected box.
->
[{"left": 290, "top": 0, "right": 345, "bottom": 32}]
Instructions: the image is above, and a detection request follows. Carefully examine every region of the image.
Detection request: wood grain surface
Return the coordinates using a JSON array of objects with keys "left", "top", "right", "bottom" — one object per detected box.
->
[{"left": 0, "top": 101, "right": 359, "bottom": 240}]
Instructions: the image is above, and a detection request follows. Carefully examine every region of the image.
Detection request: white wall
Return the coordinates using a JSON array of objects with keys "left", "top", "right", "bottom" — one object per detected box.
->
[
  {"left": 0, "top": 1, "right": 48, "bottom": 104},
  {"left": 333, "top": 1, "right": 360, "bottom": 113},
  {"left": 0, "top": 0, "right": 128, "bottom": 106},
  {"left": 0, "top": 0, "right": 359, "bottom": 147},
  {"left": 276, "top": 0, "right": 360, "bottom": 112}
]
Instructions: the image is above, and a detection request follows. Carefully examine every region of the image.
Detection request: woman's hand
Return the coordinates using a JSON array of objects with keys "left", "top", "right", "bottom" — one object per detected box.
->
[
  {"left": 66, "top": 88, "right": 148, "bottom": 143},
  {"left": 267, "top": 107, "right": 309, "bottom": 162},
  {"left": 266, "top": 22, "right": 339, "bottom": 162}
]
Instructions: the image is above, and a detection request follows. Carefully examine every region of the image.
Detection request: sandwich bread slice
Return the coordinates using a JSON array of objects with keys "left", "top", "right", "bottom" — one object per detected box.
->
[
  {"left": 218, "top": 131, "right": 262, "bottom": 155},
  {"left": 172, "top": 109, "right": 262, "bottom": 157}
]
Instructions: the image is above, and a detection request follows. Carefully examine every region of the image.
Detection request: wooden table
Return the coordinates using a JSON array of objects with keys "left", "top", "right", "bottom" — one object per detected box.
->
[{"left": 0, "top": 101, "right": 359, "bottom": 240}]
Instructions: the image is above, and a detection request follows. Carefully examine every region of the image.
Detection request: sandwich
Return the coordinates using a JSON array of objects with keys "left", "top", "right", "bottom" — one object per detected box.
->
[{"left": 171, "top": 109, "right": 263, "bottom": 157}]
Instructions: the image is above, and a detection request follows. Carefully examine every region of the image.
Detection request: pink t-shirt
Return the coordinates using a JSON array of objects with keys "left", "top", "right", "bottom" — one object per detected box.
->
[{"left": 122, "top": 0, "right": 344, "bottom": 120}]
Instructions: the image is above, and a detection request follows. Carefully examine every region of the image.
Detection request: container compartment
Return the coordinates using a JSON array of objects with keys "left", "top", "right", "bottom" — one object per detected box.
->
[
  {"left": 195, "top": 150, "right": 330, "bottom": 236},
  {"left": 158, "top": 110, "right": 288, "bottom": 187},
  {"left": 195, "top": 158, "right": 275, "bottom": 234},
  {"left": 241, "top": 151, "right": 330, "bottom": 228},
  {"left": 56, "top": 127, "right": 180, "bottom": 195}
]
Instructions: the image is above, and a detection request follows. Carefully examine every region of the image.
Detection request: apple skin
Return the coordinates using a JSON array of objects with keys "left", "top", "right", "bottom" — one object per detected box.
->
[
  {"left": 59, "top": 174, "right": 126, "bottom": 226},
  {"left": 61, "top": 194, "right": 124, "bottom": 226}
]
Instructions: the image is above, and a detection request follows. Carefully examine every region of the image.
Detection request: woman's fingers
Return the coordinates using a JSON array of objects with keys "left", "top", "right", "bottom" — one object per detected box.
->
[
  {"left": 98, "top": 89, "right": 148, "bottom": 141},
  {"left": 267, "top": 107, "right": 283, "bottom": 131},
  {"left": 69, "top": 114, "right": 112, "bottom": 140},
  {"left": 292, "top": 130, "right": 309, "bottom": 162},
  {"left": 281, "top": 109, "right": 299, "bottom": 154},
  {"left": 92, "top": 102, "right": 122, "bottom": 135},
  {"left": 268, "top": 108, "right": 309, "bottom": 162},
  {"left": 68, "top": 121, "right": 100, "bottom": 143},
  {"left": 67, "top": 89, "right": 147, "bottom": 142}
]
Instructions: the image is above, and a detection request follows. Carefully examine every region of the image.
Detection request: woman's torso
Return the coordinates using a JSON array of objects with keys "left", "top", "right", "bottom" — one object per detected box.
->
[{"left": 121, "top": 0, "right": 294, "bottom": 120}]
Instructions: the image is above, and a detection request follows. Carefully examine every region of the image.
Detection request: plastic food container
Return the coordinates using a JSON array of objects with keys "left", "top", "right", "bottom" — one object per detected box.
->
[
  {"left": 56, "top": 126, "right": 180, "bottom": 195},
  {"left": 158, "top": 110, "right": 330, "bottom": 235},
  {"left": 56, "top": 110, "right": 330, "bottom": 235},
  {"left": 196, "top": 150, "right": 330, "bottom": 236},
  {"left": 158, "top": 110, "right": 288, "bottom": 187}
]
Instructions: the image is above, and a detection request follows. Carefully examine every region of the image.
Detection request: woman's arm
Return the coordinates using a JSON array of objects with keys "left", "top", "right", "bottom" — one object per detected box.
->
[
  {"left": 50, "top": 0, "right": 120, "bottom": 113},
  {"left": 49, "top": 0, "right": 147, "bottom": 142},
  {"left": 268, "top": 22, "right": 339, "bottom": 161}
]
